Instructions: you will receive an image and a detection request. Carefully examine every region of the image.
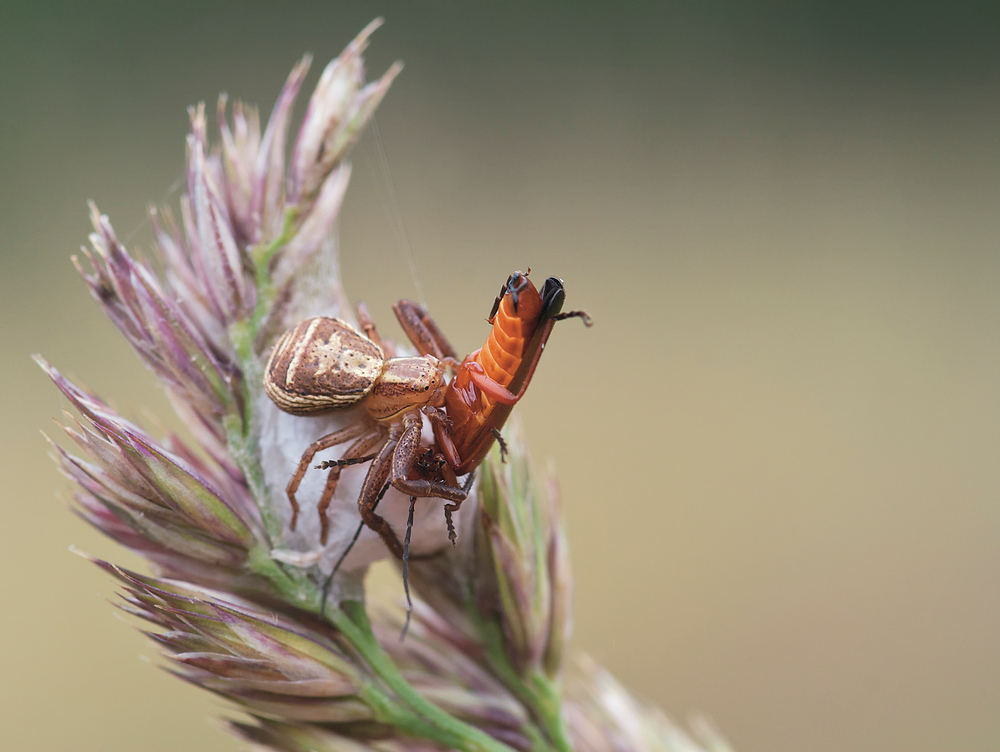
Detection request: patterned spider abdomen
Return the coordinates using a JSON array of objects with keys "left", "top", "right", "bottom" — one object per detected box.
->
[{"left": 264, "top": 317, "right": 384, "bottom": 414}]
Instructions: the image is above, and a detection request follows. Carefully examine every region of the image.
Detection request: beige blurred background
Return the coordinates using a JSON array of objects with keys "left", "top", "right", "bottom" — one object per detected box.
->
[{"left": 3, "top": 3, "right": 999, "bottom": 751}]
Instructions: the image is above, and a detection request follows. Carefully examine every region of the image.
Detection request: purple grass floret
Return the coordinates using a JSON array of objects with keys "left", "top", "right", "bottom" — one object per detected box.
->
[{"left": 39, "top": 17, "right": 729, "bottom": 752}]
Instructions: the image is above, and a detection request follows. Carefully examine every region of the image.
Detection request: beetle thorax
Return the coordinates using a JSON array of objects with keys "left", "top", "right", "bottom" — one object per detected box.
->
[{"left": 367, "top": 356, "right": 447, "bottom": 422}]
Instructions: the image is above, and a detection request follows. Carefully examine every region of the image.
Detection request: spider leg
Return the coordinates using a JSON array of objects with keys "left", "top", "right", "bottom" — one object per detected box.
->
[
  {"left": 286, "top": 421, "right": 371, "bottom": 530},
  {"left": 316, "top": 426, "right": 387, "bottom": 544},
  {"left": 393, "top": 300, "right": 458, "bottom": 361},
  {"left": 358, "top": 429, "right": 405, "bottom": 557},
  {"left": 358, "top": 413, "right": 469, "bottom": 561},
  {"left": 390, "top": 412, "right": 467, "bottom": 503}
]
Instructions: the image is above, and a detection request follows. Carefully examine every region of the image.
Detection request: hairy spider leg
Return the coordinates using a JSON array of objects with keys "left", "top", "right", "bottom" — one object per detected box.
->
[
  {"left": 315, "top": 427, "right": 386, "bottom": 544},
  {"left": 285, "top": 421, "right": 373, "bottom": 530},
  {"left": 393, "top": 300, "right": 459, "bottom": 363},
  {"left": 357, "top": 425, "right": 404, "bottom": 556}
]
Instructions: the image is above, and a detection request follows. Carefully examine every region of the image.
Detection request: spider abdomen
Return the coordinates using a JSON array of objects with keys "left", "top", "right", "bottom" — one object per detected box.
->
[{"left": 264, "top": 317, "right": 385, "bottom": 415}]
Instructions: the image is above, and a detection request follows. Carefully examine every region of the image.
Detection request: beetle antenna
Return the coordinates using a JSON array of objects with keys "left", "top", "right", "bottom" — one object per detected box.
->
[
  {"left": 551, "top": 309, "right": 593, "bottom": 327},
  {"left": 315, "top": 454, "right": 377, "bottom": 470},
  {"left": 400, "top": 495, "right": 417, "bottom": 640},
  {"left": 320, "top": 481, "right": 392, "bottom": 617}
]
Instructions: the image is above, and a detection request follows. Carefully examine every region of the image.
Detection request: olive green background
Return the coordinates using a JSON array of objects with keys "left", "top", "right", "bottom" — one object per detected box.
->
[{"left": 2, "top": 2, "right": 999, "bottom": 751}]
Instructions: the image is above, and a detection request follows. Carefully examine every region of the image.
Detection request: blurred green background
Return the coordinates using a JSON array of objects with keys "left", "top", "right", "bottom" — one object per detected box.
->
[{"left": 3, "top": 2, "right": 999, "bottom": 750}]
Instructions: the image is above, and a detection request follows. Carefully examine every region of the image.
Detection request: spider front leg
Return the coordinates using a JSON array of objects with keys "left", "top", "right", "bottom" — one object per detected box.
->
[
  {"left": 390, "top": 411, "right": 467, "bottom": 504},
  {"left": 286, "top": 420, "right": 372, "bottom": 530},
  {"left": 414, "top": 410, "right": 473, "bottom": 544},
  {"left": 359, "top": 411, "right": 467, "bottom": 558},
  {"left": 393, "top": 300, "right": 459, "bottom": 364}
]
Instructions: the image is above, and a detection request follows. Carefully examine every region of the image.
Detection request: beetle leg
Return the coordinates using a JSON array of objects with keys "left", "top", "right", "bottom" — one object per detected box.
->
[
  {"left": 490, "top": 427, "right": 509, "bottom": 462},
  {"left": 466, "top": 361, "right": 520, "bottom": 405},
  {"left": 443, "top": 472, "right": 476, "bottom": 545},
  {"left": 443, "top": 503, "right": 458, "bottom": 545},
  {"left": 400, "top": 495, "right": 417, "bottom": 639},
  {"left": 393, "top": 300, "right": 458, "bottom": 361},
  {"left": 438, "top": 458, "right": 460, "bottom": 489},
  {"left": 286, "top": 421, "right": 372, "bottom": 530},
  {"left": 410, "top": 444, "right": 466, "bottom": 545},
  {"left": 412, "top": 444, "right": 459, "bottom": 488},
  {"left": 419, "top": 449, "right": 458, "bottom": 487},
  {"left": 358, "top": 428, "right": 405, "bottom": 557},
  {"left": 390, "top": 412, "right": 466, "bottom": 503},
  {"left": 316, "top": 427, "right": 387, "bottom": 545}
]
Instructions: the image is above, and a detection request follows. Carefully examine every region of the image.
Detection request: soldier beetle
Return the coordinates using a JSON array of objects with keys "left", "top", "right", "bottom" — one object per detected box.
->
[{"left": 419, "top": 271, "right": 591, "bottom": 541}]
